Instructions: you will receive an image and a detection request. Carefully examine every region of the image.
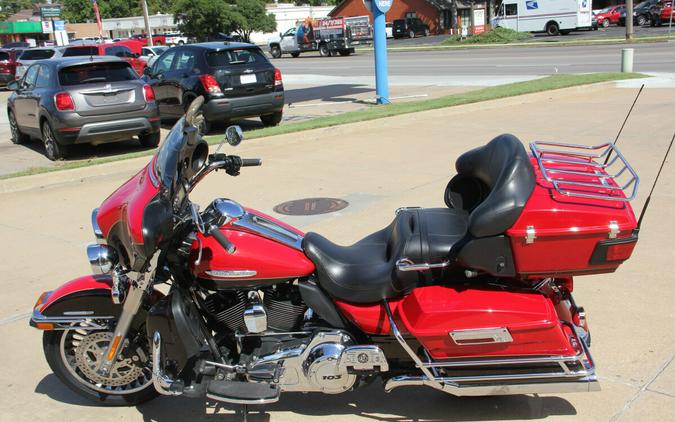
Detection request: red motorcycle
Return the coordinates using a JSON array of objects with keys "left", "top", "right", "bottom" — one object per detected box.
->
[{"left": 30, "top": 98, "right": 643, "bottom": 409}]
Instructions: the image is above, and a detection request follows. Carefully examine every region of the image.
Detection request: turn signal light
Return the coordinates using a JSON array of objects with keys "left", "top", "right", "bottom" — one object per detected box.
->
[
  {"left": 143, "top": 84, "right": 155, "bottom": 102},
  {"left": 274, "top": 68, "right": 282, "bottom": 86},
  {"left": 199, "top": 74, "right": 222, "bottom": 95},
  {"left": 606, "top": 242, "right": 637, "bottom": 261},
  {"left": 54, "top": 92, "right": 75, "bottom": 111}
]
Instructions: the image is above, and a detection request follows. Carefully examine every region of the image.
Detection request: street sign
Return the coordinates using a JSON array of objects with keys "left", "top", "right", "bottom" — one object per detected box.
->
[
  {"left": 40, "top": 6, "right": 61, "bottom": 19},
  {"left": 374, "top": 0, "right": 393, "bottom": 13},
  {"left": 54, "top": 20, "right": 65, "bottom": 31},
  {"left": 473, "top": 9, "right": 486, "bottom": 34}
]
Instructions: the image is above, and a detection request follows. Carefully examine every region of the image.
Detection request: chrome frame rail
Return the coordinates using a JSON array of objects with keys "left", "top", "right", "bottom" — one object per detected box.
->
[
  {"left": 382, "top": 299, "right": 600, "bottom": 396},
  {"left": 530, "top": 141, "right": 639, "bottom": 202}
]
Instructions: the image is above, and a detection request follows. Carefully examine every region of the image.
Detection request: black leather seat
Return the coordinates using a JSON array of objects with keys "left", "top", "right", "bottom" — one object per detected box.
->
[
  {"left": 303, "top": 208, "right": 467, "bottom": 304},
  {"left": 446, "top": 134, "right": 535, "bottom": 238}
]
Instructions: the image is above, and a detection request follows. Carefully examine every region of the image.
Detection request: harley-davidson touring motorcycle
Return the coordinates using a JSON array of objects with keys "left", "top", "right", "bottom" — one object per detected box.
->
[{"left": 30, "top": 97, "right": 644, "bottom": 409}]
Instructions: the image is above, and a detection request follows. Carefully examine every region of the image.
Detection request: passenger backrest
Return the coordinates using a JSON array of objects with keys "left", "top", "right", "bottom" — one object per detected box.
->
[{"left": 451, "top": 134, "right": 535, "bottom": 238}]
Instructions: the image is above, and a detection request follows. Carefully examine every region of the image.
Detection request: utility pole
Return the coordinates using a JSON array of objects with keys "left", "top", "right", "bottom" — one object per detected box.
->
[
  {"left": 626, "top": 0, "right": 634, "bottom": 40},
  {"left": 142, "top": 0, "right": 153, "bottom": 46}
]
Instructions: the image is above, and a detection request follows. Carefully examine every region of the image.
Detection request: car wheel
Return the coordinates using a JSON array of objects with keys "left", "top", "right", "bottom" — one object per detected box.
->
[
  {"left": 319, "top": 44, "right": 330, "bottom": 57},
  {"left": 424, "top": 28, "right": 430, "bottom": 37},
  {"left": 260, "top": 111, "right": 282, "bottom": 127},
  {"left": 546, "top": 22, "right": 560, "bottom": 36},
  {"left": 9, "top": 110, "right": 29, "bottom": 145},
  {"left": 138, "top": 131, "right": 160, "bottom": 148},
  {"left": 270, "top": 45, "right": 282, "bottom": 58},
  {"left": 41, "top": 120, "right": 68, "bottom": 161},
  {"left": 409, "top": 30, "right": 415, "bottom": 38},
  {"left": 291, "top": 52, "right": 300, "bottom": 58},
  {"left": 602, "top": 19, "right": 610, "bottom": 28},
  {"left": 637, "top": 15, "right": 647, "bottom": 26}
]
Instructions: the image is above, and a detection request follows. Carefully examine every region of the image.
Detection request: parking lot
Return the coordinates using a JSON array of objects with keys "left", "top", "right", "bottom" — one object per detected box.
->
[{"left": 0, "top": 77, "right": 674, "bottom": 421}]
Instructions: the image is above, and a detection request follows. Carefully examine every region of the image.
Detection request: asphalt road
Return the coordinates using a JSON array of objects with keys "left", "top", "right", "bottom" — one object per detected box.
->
[{"left": 272, "top": 42, "right": 675, "bottom": 78}]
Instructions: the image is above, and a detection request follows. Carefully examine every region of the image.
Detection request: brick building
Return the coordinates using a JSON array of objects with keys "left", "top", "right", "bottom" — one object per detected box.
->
[{"left": 329, "top": 0, "right": 492, "bottom": 34}]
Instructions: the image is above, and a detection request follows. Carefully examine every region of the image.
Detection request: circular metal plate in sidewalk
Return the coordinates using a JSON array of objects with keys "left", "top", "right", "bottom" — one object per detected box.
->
[{"left": 273, "top": 198, "right": 349, "bottom": 216}]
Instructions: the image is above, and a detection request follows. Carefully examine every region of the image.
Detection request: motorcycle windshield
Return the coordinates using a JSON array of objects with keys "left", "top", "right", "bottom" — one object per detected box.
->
[{"left": 155, "top": 117, "right": 187, "bottom": 189}]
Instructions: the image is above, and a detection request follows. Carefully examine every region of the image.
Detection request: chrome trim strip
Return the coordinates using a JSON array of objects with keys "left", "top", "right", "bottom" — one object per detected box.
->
[
  {"left": 205, "top": 393, "right": 280, "bottom": 405},
  {"left": 232, "top": 212, "right": 304, "bottom": 251},
  {"left": 449, "top": 327, "right": 513, "bottom": 345},
  {"left": 205, "top": 269, "right": 257, "bottom": 279},
  {"left": 152, "top": 331, "right": 182, "bottom": 396},
  {"left": 396, "top": 258, "right": 450, "bottom": 272}
]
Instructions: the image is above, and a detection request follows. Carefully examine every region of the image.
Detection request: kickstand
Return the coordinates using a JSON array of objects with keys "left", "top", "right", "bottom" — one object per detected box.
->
[{"left": 241, "top": 404, "right": 248, "bottom": 422}]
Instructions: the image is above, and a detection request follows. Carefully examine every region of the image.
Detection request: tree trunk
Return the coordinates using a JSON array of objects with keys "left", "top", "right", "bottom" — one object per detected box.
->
[{"left": 451, "top": 1, "right": 458, "bottom": 31}]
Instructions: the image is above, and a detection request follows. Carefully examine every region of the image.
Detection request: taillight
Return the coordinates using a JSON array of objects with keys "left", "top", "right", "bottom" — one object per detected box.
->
[
  {"left": 274, "top": 68, "right": 282, "bottom": 86},
  {"left": 143, "top": 84, "right": 155, "bottom": 102},
  {"left": 589, "top": 234, "right": 638, "bottom": 265},
  {"left": 54, "top": 92, "right": 75, "bottom": 111},
  {"left": 606, "top": 242, "right": 637, "bottom": 261},
  {"left": 199, "top": 74, "right": 222, "bottom": 95}
]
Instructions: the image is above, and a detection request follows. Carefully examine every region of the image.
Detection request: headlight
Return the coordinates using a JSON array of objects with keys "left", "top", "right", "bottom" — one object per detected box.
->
[{"left": 87, "top": 243, "right": 117, "bottom": 275}]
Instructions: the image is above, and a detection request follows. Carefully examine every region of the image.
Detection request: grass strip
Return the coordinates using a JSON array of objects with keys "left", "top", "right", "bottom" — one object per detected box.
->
[{"left": 1, "top": 72, "right": 646, "bottom": 181}]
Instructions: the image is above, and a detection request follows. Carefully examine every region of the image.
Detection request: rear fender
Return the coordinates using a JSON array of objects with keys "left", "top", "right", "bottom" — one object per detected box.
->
[{"left": 30, "top": 274, "right": 120, "bottom": 330}]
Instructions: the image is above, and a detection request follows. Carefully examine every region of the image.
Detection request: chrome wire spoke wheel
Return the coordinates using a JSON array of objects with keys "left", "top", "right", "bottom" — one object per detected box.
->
[{"left": 59, "top": 326, "right": 153, "bottom": 395}]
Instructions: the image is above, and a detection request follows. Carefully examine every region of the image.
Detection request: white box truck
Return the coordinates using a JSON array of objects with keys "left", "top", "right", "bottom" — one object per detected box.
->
[{"left": 492, "top": 0, "right": 593, "bottom": 35}]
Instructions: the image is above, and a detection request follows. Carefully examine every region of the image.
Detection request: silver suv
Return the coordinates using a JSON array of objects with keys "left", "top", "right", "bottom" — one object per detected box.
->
[
  {"left": 7, "top": 57, "right": 160, "bottom": 160},
  {"left": 15, "top": 47, "right": 64, "bottom": 78}
]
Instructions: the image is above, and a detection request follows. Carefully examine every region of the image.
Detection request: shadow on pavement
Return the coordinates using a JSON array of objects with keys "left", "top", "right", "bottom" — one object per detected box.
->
[
  {"left": 36, "top": 374, "right": 577, "bottom": 421},
  {"left": 285, "top": 84, "right": 373, "bottom": 105}
]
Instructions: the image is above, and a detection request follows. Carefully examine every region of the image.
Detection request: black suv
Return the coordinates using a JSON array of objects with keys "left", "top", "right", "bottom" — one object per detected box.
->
[
  {"left": 393, "top": 18, "right": 430, "bottom": 39},
  {"left": 142, "top": 42, "right": 284, "bottom": 133}
]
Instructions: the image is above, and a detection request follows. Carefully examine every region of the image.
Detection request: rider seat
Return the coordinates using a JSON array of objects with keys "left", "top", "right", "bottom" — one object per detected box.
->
[{"left": 303, "top": 134, "right": 535, "bottom": 303}]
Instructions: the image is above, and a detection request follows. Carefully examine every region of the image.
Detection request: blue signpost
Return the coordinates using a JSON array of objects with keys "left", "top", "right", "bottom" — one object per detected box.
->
[{"left": 366, "top": 0, "right": 392, "bottom": 104}]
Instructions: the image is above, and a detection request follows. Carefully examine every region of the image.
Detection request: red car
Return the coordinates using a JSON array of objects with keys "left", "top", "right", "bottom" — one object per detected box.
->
[
  {"left": 62, "top": 42, "right": 147, "bottom": 76},
  {"left": 655, "top": 1, "right": 675, "bottom": 24},
  {"left": 130, "top": 33, "right": 166, "bottom": 46},
  {"left": 596, "top": 4, "right": 625, "bottom": 27},
  {"left": 0, "top": 48, "right": 24, "bottom": 86}
]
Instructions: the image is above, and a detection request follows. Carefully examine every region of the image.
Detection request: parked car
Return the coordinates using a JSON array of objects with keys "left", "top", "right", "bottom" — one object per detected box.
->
[
  {"left": 163, "top": 32, "right": 188, "bottom": 45},
  {"left": 393, "top": 18, "right": 430, "bottom": 38},
  {"left": 386, "top": 22, "right": 393, "bottom": 38},
  {"left": 0, "top": 48, "right": 25, "bottom": 86},
  {"left": 142, "top": 42, "right": 284, "bottom": 133},
  {"left": 7, "top": 57, "right": 160, "bottom": 160},
  {"left": 130, "top": 33, "right": 167, "bottom": 46},
  {"left": 15, "top": 47, "right": 64, "bottom": 78},
  {"left": 619, "top": 0, "right": 660, "bottom": 25},
  {"left": 596, "top": 5, "right": 625, "bottom": 27},
  {"left": 141, "top": 45, "right": 169, "bottom": 67},
  {"left": 61, "top": 43, "right": 148, "bottom": 76},
  {"left": 650, "top": 0, "right": 675, "bottom": 25},
  {"left": 2, "top": 42, "right": 30, "bottom": 49}
]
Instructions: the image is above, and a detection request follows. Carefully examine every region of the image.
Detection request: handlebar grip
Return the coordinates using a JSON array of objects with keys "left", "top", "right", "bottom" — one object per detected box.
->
[
  {"left": 208, "top": 225, "right": 236, "bottom": 254},
  {"left": 241, "top": 158, "right": 262, "bottom": 167}
]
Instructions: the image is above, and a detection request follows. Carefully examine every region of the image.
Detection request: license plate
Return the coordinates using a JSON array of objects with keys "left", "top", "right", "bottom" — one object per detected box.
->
[{"left": 240, "top": 74, "right": 256, "bottom": 84}]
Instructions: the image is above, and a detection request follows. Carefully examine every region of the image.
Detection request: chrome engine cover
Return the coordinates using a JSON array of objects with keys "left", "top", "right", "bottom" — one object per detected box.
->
[{"left": 247, "top": 331, "right": 388, "bottom": 394}]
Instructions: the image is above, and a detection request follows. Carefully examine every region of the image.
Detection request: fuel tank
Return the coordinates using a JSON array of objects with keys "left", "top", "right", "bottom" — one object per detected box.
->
[{"left": 190, "top": 207, "right": 315, "bottom": 290}]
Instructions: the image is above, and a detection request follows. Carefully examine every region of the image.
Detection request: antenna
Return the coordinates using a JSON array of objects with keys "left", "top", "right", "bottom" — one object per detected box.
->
[
  {"left": 604, "top": 84, "right": 645, "bottom": 165},
  {"left": 635, "top": 132, "right": 675, "bottom": 233}
]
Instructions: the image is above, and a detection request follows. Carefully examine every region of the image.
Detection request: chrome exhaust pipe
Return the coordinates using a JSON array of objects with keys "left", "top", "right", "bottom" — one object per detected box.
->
[{"left": 152, "top": 331, "right": 182, "bottom": 396}]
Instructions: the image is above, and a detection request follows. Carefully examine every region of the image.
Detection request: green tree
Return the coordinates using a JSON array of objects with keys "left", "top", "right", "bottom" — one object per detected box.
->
[
  {"left": 232, "top": 0, "right": 276, "bottom": 42},
  {"left": 293, "top": 0, "right": 336, "bottom": 6},
  {"left": 147, "top": 0, "right": 175, "bottom": 14},
  {"left": 0, "top": 0, "right": 35, "bottom": 19},
  {"left": 98, "top": 0, "right": 141, "bottom": 19},
  {"left": 174, "top": 0, "right": 241, "bottom": 40},
  {"left": 62, "top": 0, "right": 95, "bottom": 23}
]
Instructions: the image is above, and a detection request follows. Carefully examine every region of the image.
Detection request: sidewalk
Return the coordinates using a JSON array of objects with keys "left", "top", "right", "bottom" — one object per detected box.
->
[{"left": 0, "top": 81, "right": 673, "bottom": 421}]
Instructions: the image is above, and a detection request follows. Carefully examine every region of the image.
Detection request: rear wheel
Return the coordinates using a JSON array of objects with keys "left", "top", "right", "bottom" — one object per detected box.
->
[
  {"left": 424, "top": 28, "right": 430, "bottom": 37},
  {"left": 9, "top": 110, "right": 29, "bottom": 144},
  {"left": 43, "top": 324, "right": 157, "bottom": 406},
  {"left": 41, "top": 120, "right": 68, "bottom": 161},
  {"left": 290, "top": 52, "right": 300, "bottom": 58},
  {"left": 319, "top": 43, "right": 330, "bottom": 57},
  {"left": 602, "top": 19, "right": 610, "bottom": 28},
  {"left": 138, "top": 131, "right": 160, "bottom": 148},
  {"left": 546, "top": 22, "right": 560, "bottom": 36},
  {"left": 260, "top": 111, "right": 282, "bottom": 127},
  {"left": 637, "top": 14, "right": 647, "bottom": 26},
  {"left": 270, "top": 45, "right": 282, "bottom": 58},
  {"left": 409, "top": 29, "right": 415, "bottom": 38}
]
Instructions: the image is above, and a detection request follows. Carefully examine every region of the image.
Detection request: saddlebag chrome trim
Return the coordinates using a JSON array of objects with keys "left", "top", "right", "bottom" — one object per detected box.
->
[{"left": 382, "top": 299, "right": 600, "bottom": 396}]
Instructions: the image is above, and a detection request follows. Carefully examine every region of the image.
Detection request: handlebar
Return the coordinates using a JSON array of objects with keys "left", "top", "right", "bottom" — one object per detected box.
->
[
  {"left": 241, "top": 158, "right": 262, "bottom": 167},
  {"left": 208, "top": 224, "right": 236, "bottom": 254}
]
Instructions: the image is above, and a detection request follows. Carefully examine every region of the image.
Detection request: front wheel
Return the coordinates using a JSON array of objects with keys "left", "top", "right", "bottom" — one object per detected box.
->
[
  {"left": 637, "top": 15, "right": 647, "bottom": 26},
  {"left": 546, "top": 22, "right": 560, "bottom": 36},
  {"left": 43, "top": 328, "right": 157, "bottom": 405},
  {"left": 319, "top": 43, "right": 330, "bottom": 57},
  {"left": 9, "top": 110, "right": 29, "bottom": 144},
  {"left": 270, "top": 45, "right": 282, "bottom": 58},
  {"left": 424, "top": 28, "right": 430, "bottom": 37}
]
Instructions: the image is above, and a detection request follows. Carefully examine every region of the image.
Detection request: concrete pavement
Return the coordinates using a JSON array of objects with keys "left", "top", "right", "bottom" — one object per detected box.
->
[{"left": 0, "top": 81, "right": 674, "bottom": 421}]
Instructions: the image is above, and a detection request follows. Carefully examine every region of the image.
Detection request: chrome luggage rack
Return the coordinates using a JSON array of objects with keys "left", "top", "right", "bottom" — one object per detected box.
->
[{"left": 530, "top": 141, "right": 639, "bottom": 202}]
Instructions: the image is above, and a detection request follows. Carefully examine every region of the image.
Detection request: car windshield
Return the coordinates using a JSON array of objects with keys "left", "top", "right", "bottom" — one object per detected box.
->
[
  {"left": 62, "top": 46, "right": 99, "bottom": 57},
  {"left": 206, "top": 48, "right": 267, "bottom": 66},
  {"left": 58, "top": 62, "right": 138, "bottom": 85},
  {"left": 20, "top": 49, "right": 55, "bottom": 60},
  {"left": 155, "top": 118, "right": 187, "bottom": 188},
  {"left": 599, "top": 7, "right": 612, "bottom": 13}
]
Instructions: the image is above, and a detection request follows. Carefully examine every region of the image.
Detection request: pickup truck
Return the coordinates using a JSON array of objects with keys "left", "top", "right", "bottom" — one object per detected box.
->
[{"left": 268, "top": 17, "right": 356, "bottom": 58}]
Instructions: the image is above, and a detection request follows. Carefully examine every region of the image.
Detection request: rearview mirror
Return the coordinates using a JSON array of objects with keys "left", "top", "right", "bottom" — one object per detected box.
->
[
  {"left": 225, "top": 125, "right": 243, "bottom": 146},
  {"left": 6, "top": 80, "right": 18, "bottom": 91}
]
